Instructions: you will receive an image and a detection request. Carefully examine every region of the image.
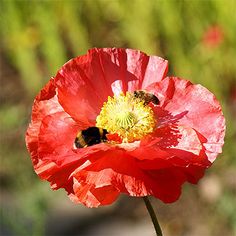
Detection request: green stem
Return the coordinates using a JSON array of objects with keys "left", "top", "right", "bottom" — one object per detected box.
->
[{"left": 143, "top": 196, "right": 163, "bottom": 236}]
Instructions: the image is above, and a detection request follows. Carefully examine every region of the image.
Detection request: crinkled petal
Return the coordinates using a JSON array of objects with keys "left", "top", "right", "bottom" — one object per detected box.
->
[
  {"left": 25, "top": 80, "right": 78, "bottom": 193},
  {"left": 147, "top": 77, "right": 225, "bottom": 162},
  {"left": 108, "top": 48, "right": 168, "bottom": 92},
  {"left": 55, "top": 48, "right": 168, "bottom": 122},
  {"left": 25, "top": 78, "right": 64, "bottom": 165},
  {"left": 38, "top": 111, "right": 80, "bottom": 165},
  {"left": 146, "top": 167, "right": 187, "bottom": 202},
  {"left": 71, "top": 150, "right": 188, "bottom": 207},
  {"left": 70, "top": 178, "right": 120, "bottom": 208},
  {"left": 130, "top": 124, "right": 209, "bottom": 165},
  {"left": 35, "top": 159, "right": 79, "bottom": 193},
  {"left": 37, "top": 110, "right": 114, "bottom": 166},
  {"left": 74, "top": 150, "right": 149, "bottom": 196},
  {"left": 36, "top": 110, "right": 117, "bottom": 193},
  {"left": 128, "top": 124, "right": 210, "bottom": 185}
]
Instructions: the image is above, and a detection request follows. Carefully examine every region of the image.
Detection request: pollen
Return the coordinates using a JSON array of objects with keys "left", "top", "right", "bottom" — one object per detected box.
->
[{"left": 96, "top": 92, "right": 156, "bottom": 143}]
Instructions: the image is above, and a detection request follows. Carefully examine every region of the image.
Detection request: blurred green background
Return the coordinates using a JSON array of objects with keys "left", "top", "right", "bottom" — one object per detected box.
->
[{"left": 0, "top": 0, "right": 236, "bottom": 235}]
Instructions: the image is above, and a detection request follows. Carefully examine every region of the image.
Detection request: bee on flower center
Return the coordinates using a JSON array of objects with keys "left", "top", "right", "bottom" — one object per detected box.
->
[
  {"left": 74, "top": 127, "right": 108, "bottom": 148},
  {"left": 133, "top": 90, "right": 160, "bottom": 105}
]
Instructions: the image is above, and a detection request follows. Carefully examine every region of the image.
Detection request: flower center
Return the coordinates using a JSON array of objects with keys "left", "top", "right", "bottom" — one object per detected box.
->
[{"left": 96, "top": 92, "right": 156, "bottom": 143}]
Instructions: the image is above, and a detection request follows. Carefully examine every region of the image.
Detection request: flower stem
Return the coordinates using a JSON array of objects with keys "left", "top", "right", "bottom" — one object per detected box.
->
[{"left": 143, "top": 196, "right": 163, "bottom": 236}]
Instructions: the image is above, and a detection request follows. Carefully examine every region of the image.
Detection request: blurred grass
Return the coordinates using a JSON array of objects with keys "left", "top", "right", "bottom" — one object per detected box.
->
[{"left": 0, "top": 0, "right": 236, "bottom": 235}]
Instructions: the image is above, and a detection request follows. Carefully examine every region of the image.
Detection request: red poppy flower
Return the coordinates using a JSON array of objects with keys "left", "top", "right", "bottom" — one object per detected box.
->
[
  {"left": 202, "top": 25, "right": 224, "bottom": 48},
  {"left": 25, "top": 48, "right": 225, "bottom": 207}
]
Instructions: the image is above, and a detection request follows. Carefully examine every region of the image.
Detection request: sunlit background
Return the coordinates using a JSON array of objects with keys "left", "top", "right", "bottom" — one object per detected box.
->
[{"left": 1, "top": 0, "right": 236, "bottom": 235}]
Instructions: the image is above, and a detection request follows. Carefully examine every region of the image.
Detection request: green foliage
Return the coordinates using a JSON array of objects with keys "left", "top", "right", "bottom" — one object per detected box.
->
[{"left": 1, "top": 0, "right": 235, "bottom": 235}]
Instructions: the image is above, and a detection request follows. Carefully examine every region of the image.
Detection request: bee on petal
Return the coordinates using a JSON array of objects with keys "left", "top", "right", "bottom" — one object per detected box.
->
[
  {"left": 134, "top": 90, "right": 160, "bottom": 105},
  {"left": 74, "top": 127, "right": 108, "bottom": 148}
]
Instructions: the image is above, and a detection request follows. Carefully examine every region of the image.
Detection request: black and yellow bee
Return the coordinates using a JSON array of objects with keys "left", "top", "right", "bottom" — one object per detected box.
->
[
  {"left": 74, "top": 127, "right": 108, "bottom": 148},
  {"left": 134, "top": 90, "right": 160, "bottom": 105}
]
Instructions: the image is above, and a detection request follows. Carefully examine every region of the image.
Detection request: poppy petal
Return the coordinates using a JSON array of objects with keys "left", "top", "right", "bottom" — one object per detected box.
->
[
  {"left": 70, "top": 180, "right": 120, "bottom": 208},
  {"left": 35, "top": 110, "right": 118, "bottom": 194},
  {"left": 54, "top": 48, "right": 168, "bottom": 123},
  {"left": 149, "top": 77, "right": 225, "bottom": 162},
  {"left": 130, "top": 124, "right": 209, "bottom": 165},
  {"left": 128, "top": 124, "right": 210, "bottom": 185},
  {"left": 25, "top": 78, "right": 63, "bottom": 165},
  {"left": 72, "top": 151, "right": 188, "bottom": 206}
]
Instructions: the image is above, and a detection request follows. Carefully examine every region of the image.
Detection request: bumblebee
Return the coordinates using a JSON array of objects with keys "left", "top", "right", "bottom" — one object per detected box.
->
[
  {"left": 134, "top": 90, "right": 160, "bottom": 105},
  {"left": 74, "top": 127, "right": 108, "bottom": 148}
]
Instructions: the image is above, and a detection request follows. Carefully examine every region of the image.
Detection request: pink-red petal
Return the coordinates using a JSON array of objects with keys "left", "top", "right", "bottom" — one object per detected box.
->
[
  {"left": 25, "top": 78, "right": 64, "bottom": 165},
  {"left": 34, "top": 109, "right": 120, "bottom": 196},
  {"left": 148, "top": 77, "right": 225, "bottom": 162},
  {"left": 38, "top": 111, "right": 79, "bottom": 166},
  {"left": 130, "top": 124, "right": 209, "bottom": 165},
  {"left": 71, "top": 150, "right": 188, "bottom": 207},
  {"left": 70, "top": 180, "right": 120, "bottom": 208},
  {"left": 54, "top": 48, "right": 168, "bottom": 123}
]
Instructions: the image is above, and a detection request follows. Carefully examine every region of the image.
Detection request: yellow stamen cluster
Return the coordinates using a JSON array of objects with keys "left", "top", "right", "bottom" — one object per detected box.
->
[{"left": 96, "top": 92, "right": 156, "bottom": 143}]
